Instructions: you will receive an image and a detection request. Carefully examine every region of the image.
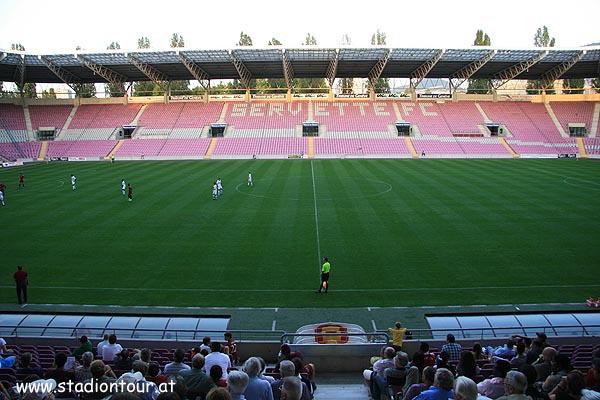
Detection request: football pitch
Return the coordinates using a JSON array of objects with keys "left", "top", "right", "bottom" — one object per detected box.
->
[{"left": 1, "top": 158, "right": 599, "bottom": 309}]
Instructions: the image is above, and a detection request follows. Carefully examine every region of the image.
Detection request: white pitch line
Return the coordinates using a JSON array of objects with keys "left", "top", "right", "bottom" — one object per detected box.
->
[
  {"left": 2, "top": 284, "right": 599, "bottom": 293},
  {"left": 272, "top": 320, "right": 277, "bottom": 331},
  {"left": 310, "top": 160, "right": 322, "bottom": 275}
]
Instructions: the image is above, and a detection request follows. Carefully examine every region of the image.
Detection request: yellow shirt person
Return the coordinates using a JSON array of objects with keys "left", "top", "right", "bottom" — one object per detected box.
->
[{"left": 388, "top": 322, "right": 407, "bottom": 351}]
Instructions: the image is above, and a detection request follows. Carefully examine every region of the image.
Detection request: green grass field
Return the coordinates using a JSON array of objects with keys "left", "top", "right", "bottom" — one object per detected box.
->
[{"left": 1, "top": 158, "right": 599, "bottom": 308}]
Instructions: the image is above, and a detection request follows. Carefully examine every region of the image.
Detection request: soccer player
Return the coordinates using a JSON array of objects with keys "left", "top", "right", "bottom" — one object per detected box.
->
[
  {"left": 71, "top": 174, "right": 76, "bottom": 191},
  {"left": 247, "top": 172, "right": 253, "bottom": 187},
  {"left": 18, "top": 173, "right": 24, "bottom": 188},
  {"left": 0, "top": 188, "right": 4, "bottom": 206},
  {"left": 212, "top": 181, "right": 218, "bottom": 200},
  {"left": 121, "top": 179, "right": 126, "bottom": 196},
  {"left": 217, "top": 178, "right": 223, "bottom": 196},
  {"left": 316, "top": 257, "right": 331, "bottom": 293},
  {"left": 127, "top": 184, "right": 133, "bottom": 201}
]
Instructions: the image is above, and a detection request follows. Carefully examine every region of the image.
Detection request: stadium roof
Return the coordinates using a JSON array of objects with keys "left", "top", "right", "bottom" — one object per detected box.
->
[{"left": 1, "top": 46, "right": 598, "bottom": 87}]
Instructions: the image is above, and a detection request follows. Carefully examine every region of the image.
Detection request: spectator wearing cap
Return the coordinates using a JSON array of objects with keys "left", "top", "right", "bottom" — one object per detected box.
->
[
  {"left": 73, "top": 336, "right": 94, "bottom": 357},
  {"left": 441, "top": 334, "right": 462, "bottom": 363},
  {"left": 477, "top": 359, "right": 513, "bottom": 399}
]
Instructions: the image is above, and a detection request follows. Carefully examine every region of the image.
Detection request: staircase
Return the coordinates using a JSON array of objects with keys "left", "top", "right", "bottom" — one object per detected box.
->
[{"left": 545, "top": 103, "right": 567, "bottom": 138}]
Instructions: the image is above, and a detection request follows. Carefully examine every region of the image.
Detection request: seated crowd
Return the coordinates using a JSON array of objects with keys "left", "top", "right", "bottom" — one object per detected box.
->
[
  {"left": 0, "top": 334, "right": 315, "bottom": 400},
  {"left": 362, "top": 333, "right": 600, "bottom": 400}
]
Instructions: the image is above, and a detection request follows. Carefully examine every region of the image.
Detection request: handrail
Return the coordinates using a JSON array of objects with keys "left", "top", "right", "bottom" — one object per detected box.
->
[{"left": 2, "top": 323, "right": 599, "bottom": 342}]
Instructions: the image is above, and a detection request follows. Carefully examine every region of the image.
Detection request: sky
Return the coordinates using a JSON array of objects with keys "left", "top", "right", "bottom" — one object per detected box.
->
[{"left": 0, "top": 0, "right": 599, "bottom": 54}]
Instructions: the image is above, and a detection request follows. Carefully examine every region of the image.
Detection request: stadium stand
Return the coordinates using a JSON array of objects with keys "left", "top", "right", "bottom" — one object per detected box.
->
[
  {"left": 28, "top": 105, "right": 73, "bottom": 133},
  {"left": 311, "top": 101, "right": 396, "bottom": 135}
]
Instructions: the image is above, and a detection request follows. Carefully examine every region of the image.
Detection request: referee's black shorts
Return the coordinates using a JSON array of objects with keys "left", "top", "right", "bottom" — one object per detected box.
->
[{"left": 321, "top": 272, "right": 329, "bottom": 282}]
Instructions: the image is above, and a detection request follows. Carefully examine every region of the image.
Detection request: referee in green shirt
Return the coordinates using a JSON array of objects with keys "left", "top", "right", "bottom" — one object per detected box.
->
[{"left": 317, "top": 257, "right": 331, "bottom": 293}]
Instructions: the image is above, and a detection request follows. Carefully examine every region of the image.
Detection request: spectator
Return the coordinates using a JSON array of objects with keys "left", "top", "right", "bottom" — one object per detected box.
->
[
  {"left": 17, "top": 352, "right": 45, "bottom": 378},
  {"left": 75, "top": 351, "right": 94, "bottom": 382},
  {"left": 115, "top": 370, "right": 160, "bottom": 400},
  {"left": 519, "top": 364, "right": 545, "bottom": 400},
  {"left": 441, "top": 334, "right": 463, "bottom": 363},
  {"left": 114, "top": 349, "right": 133, "bottom": 371},
  {"left": 543, "top": 354, "right": 574, "bottom": 393},
  {"left": 45, "top": 352, "right": 76, "bottom": 395},
  {"left": 207, "top": 387, "right": 233, "bottom": 400},
  {"left": 271, "top": 360, "right": 311, "bottom": 400},
  {"left": 133, "top": 348, "right": 152, "bottom": 364},
  {"left": 549, "top": 370, "right": 586, "bottom": 400},
  {"left": 477, "top": 359, "right": 512, "bottom": 399},
  {"left": 131, "top": 361, "right": 161, "bottom": 400},
  {"left": 535, "top": 347, "right": 558, "bottom": 382},
  {"left": 72, "top": 335, "right": 94, "bottom": 357},
  {"left": 388, "top": 322, "right": 408, "bottom": 352},
  {"left": 0, "top": 337, "right": 8, "bottom": 354},
  {"left": 180, "top": 354, "right": 216, "bottom": 400},
  {"left": 510, "top": 342, "right": 527, "bottom": 368},
  {"left": 457, "top": 351, "right": 480, "bottom": 380},
  {"left": 473, "top": 343, "right": 489, "bottom": 362},
  {"left": 372, "top": 351, "right": 419, "bottom": 400},
  {"left": 435, "top": 351, "right": 456, "bottom": 376},
  {"left": 496, "top": 371, "right": 531, "bottom": 400},
  {"left": 200, "top": 337, "right": 212, "bottom": 354},
  {"left": 146, "top": 362, "right": 167, "bottom": 386},
  {"left": 256, "top": 357, "right": 275, "bottom": 384},
  {"left": 290, "top": 358, "right": 313, "bottom": 399},
  {"left": 526, "top": 340, "right": 545, "bottom": 365},
  {"left": 586, "top": 356, "right": 600, "bottom": 392},
  {"left": 414, "top": 368, "right": 455, "bottom": 400},
  {"left": 210, "top": 365, "right": 228, "bottom": 387},
  {"left": 96, "top": 334, "right": 110, "bottom": 357},
  {"left": 274, "top": 344, "right": 304, "bottom": 373},
  {"left": 227, "top": 370, "right": 250, "bottom": 400},
  {"left": 101, "top": 334, "right": 123, "bottom": 362},
  {"left": 81, "top": 360, "right": 117, "bottom": 400},
  {"left": 454, "top": 376, "right": 482, "bottom": 400},
  {"left": 164, "top": 348, "right": 191, "bottom": 378},
  {"left": 204, "top": 342, "right": 232, "bottom": 380},
  {"left": 224, "top": 332, "right": 238, "bottom": 365},
  {"left": 242, "top": 357, "right": 274, "bottom": 400},
  {"left": 363, "top": 346, "right": 396, "bottom": 390},
  {"left": 280, "top": 377, "right": 303, "bottom": 400},
  {"left": 488, "top": 340, "right": 517, "bottom": 360},
  {"left": 405, "top": 366, "right": 437, "bottom": 400}
]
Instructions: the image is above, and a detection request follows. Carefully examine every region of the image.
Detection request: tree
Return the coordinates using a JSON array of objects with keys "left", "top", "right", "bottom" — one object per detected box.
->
[
  {"left": 41, "top": 88, "right": 57, "bottom": 99},
  {"left": 527, "top": 26, "right": 556, "bottom": 94},
  {"left": 292, "top": 34, "right": 327, "bottom": 93},
  {"left": 71, "top": 46, "right": 96, "bottom": 98},
  {"left": 562, "top": 78, "right": 585, "bottom": 94},
  {"left": 368, "top": 30, "right": 390, "bottom": 94},
  {"left": 11, "top": 43, "right": 37, "bottom": 98},
  {"left": 337, "top": 34, "right": 354, "bottom": 94},
  {"left": 133, "top": 37, "right": 161, "bottom": 96},
  {"left": 237, "top": 31, "right": 253, "bottom": 46},
  {"left": 105, "top": 42, "right": 126, "bottom": 97},
  {"left": 263, "top": 38, "right": 286, "bottom": 93},
  {"left": 467, "top": 30, "right": 492, "bottom": 94},
  {"left": 169, "top": 33, "right": 191, "bottom": 95},
  {"left": 592, "top": 78, "right": 600, "bottom": 93}
]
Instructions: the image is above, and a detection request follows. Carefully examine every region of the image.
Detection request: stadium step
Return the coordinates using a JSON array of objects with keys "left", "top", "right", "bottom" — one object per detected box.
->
[
  {"left": 499, "top": 137, "right": 519, "bottom": 158},
  {"left": 38, "top": 140, "right": 49, "bottom": 160},
  {"left": 314, "top": 384, "right": 370, "bottom": 399},
  {"left": 576, "top": 137, "right": 588, "bottom": 158},
  {"left": 204, "top": 137, "right": 218, "bottom": 159},
  {"left": 545, "top": 103, "right": 568, "bottom": 138},
  {"left": 405, "top": 136, "right": 419, "bottom": 158}
]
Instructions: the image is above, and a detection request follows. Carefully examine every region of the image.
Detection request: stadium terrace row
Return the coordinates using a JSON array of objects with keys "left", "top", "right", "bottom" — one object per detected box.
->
[{"left": 0, "top": 101, "right": 598, "bottom": 159}]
